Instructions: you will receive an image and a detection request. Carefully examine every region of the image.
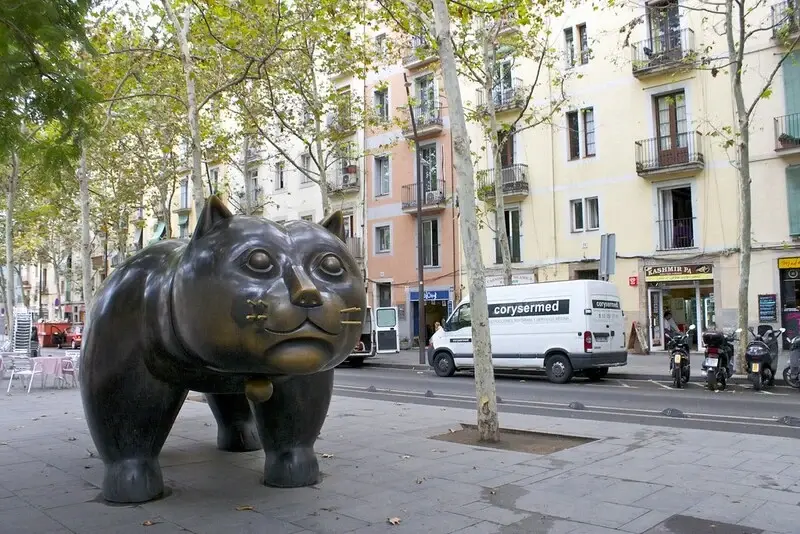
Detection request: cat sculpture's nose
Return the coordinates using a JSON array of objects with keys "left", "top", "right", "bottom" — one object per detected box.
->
[{"left": 288, "top": 266, "right": 323, "bottom": 308}]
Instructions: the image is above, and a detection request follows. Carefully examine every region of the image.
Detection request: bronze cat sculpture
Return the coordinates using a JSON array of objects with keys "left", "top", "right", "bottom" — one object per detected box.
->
[{"left": 80, "top": 195, "right": 366, "bottom": 504}]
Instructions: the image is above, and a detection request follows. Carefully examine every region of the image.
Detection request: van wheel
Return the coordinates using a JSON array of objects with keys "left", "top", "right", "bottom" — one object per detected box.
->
[
  {"left": 433, "top": 353, "right": 456, "bottom": 377},
  {"left": 584, "top": 367, "right": 608, "bottom": 381},
  {"left": 349, "top": 357, "right": 365, "bottom": 368},
  {"left": 546, "top": 354, "right": 574, "bottom": 384}
]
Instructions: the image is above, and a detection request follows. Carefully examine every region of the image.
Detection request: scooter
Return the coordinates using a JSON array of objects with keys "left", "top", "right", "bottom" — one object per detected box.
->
[
  {"left": 701, "top": 328, "right": 741, "bottom": 391},
  {"left": 668, "top": 324, "right": 695, "bottom": 388},
  {"left": 782, "top": 333, "right": 800, "bottom": 389},
  {"left": 745, "top": 326, "right": 785, "bottom": 391}
]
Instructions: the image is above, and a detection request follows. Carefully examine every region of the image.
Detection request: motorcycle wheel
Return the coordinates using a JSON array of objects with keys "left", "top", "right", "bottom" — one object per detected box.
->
[
  {"left": 752, "top": 372, "right": 762, "bottom": 392},
  {"left": 682, "top": 365, "right": 690, "bottom": 384},
  {"left": 783, "top": 366, "right": 800, "bottom": 389},
  {"left": 673, "top": 368, "right": 682, "bottom": 389}
]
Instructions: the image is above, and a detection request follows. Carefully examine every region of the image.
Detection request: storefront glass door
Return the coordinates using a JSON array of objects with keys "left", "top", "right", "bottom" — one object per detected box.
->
[{"left": 647, "top": 287, "right": 664, "bottom": 349}]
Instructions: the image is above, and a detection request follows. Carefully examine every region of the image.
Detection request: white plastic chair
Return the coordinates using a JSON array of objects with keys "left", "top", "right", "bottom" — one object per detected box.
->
[
  {"left": 6, "top": 356, "right": 43, "bottom": 394},
  {"left": 61, "top": 351, "right": 81, "bottom": 388}
]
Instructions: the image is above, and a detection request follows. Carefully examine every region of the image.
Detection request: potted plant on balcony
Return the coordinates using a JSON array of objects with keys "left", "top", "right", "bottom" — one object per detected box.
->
[{"left": 779, "top": 133, "right": 799, "bottom": 149}]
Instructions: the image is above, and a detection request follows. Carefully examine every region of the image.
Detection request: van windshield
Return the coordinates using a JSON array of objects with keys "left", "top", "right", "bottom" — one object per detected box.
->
[{"left": 444, "top": 304, "right": 471, "bottom": 331}]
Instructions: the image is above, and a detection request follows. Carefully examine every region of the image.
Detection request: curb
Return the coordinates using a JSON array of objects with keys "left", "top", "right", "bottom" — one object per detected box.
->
[{"left": 361, "top": 361, "right": 791, "bottom": 386}]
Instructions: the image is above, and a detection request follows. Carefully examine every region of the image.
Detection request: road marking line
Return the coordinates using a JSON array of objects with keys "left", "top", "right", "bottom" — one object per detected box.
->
[
  {"left": 615, "top": 380, "right": 632, "bottom": 388},
  {"left": 649, "top": 379, "right": 674, "bottom": 390}
]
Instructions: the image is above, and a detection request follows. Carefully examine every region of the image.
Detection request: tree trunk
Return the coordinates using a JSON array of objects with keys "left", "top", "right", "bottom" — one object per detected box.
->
[
  {"left": 4, "top": 152, "right": 18, "bottom": 334},
  {"left": 727, "top": 0, "right": 751, "bottom": 372},
  {"left": 242, "top": 135, "right": 253, "bottom": 215},
  {"left": 52, "top": 267, "right": 61, "bottom": 319},
  {"left": 79, "top": 146, "right": 93, "bottom": 325},
  {"left": 431, "top": 0, "right": 499, "bottom": 442},
  {"left": 162, "top": 0, "right": 205, "bottom": 217},
  {"left": 481, "top": 35, "right": 512, "bottom": 286},
  {"left": 308, "top": 67, "right": 331, "bottom": 216}
]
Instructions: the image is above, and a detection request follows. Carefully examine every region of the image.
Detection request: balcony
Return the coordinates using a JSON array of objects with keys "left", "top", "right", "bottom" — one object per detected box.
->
[
  {"left": 326, "top": 112, "right": 357, "bottom": 136},
  {"left": 775, "top": 113, "right": 800, "bottom": 155},
  {"left": 328, "top": 166, "right": 360, "bottom": 194},
  {"left": 476, "top": 164, "right": 530, "bottom": 200},
  {"left": 402, "top": 105, "right": 443, "bottom": 139},
  {"left": 772, "top": 0, "right": 800, "bottom": 41},
  {"left": 635, "top": 132, "right": 704, "bottom": 179},
  {"left": 657, "top": 217, "right": 696, "bottom": 251},
  {"left": 476, "top": 80, "right": 530, "bottom": 114},
  {"left": 631, "top": 28, "right": 695, "bottom": 78},
  {"left": 345, "top": 236, "right": 363, "bottom": 260},
  {"left": 401, "top": 179, "right": 447, "bottom": 213},
  {"left": 402, "top": 36, "right": 437, "bottom": 69}
]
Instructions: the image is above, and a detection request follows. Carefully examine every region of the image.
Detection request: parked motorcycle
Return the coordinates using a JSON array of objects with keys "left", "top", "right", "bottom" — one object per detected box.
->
[
  {"left": 701, "top": 328, "right": 741, "bottom": 391},
  {"left": 668, "top": 324, "right": 695, "bottom": 388},
  {"left": 782, "top": 333, "right": 800, "bottom": 390},
  {"left": 745, "top": 326, "right": 785, "bottom": 391}
]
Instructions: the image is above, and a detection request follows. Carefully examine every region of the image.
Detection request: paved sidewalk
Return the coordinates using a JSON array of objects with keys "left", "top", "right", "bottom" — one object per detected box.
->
[
  {"left": 368, "top": 349, "right": 790, "bottom": 383},
  {"left": 0, "top": 385, "right": 798, "bottom": 533}
]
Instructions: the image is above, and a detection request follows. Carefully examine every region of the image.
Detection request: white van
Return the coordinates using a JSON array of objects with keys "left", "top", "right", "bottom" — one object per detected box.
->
[{"left": 427, "top": 280, "right": 627, "bottom": 384}]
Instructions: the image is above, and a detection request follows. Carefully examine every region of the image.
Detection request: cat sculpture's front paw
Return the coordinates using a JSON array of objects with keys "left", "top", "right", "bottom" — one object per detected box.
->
[
  {"left": 102, "top": 457, "right": 165, "bottom": 504},
  {"left": 262, "top": 446, "right": 319, "bottom": 488}
]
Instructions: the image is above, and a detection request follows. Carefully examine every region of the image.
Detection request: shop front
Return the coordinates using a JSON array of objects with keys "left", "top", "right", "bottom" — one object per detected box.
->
[
  {"left": 778, "top": 256, "right": 800, "bottom": 348},
  {"left": 409, "top": 289, "right": 452, "bottom": 346},
  {"left": 645, "top": 263, "right": 715, "bottom": 351}
]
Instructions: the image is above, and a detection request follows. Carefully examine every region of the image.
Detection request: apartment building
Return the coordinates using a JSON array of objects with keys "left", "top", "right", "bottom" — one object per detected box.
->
[
  {"left": 358, "top": 33, "right": 461, "bottom": 349},
  {"left": 461, "top": 0, "right": 800, "bottom": 350}
]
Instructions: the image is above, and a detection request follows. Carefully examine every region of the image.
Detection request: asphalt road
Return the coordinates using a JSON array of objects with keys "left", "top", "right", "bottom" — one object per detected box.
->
[{"left": 333, "top": 365, "right": 800, "bottom": 438}]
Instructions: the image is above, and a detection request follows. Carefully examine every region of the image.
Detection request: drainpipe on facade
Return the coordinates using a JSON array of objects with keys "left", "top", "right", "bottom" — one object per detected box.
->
[{"left": 547, "top": 61, "right": 557, "bottom": 279}]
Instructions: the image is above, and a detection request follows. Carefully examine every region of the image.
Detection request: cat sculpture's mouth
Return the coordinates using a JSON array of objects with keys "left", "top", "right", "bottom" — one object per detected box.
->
[{"left": 263, "top": 319, "right": 337, "bottom": 337}]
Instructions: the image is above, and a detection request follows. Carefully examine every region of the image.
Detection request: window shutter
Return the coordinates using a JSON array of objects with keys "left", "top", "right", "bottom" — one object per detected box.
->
[{"left": 786, "top": 166, "right": 800, "bottom": 235}]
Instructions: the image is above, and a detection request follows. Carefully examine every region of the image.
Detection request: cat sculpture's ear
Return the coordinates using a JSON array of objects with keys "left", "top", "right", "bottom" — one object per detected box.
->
[
  {"left": 318, "top": 211, "right": 345, "bottom": 243},
  {"left": 192, "top": 195, "right": 233, "bottom": 240}
]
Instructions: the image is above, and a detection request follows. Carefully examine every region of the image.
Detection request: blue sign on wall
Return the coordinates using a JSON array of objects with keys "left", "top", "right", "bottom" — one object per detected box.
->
[{"left": 409, "top": 290, "right": 450, "bottom": 302}]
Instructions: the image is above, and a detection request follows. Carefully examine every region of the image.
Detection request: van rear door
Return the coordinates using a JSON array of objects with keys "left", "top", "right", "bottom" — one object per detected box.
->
[{"left": 588, "top": 289, "right": 624, "bottom": 353}]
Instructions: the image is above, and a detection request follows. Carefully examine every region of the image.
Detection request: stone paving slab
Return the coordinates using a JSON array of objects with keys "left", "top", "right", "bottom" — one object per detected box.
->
[{"left": 0, "top": 384, "right": 797, "bottom": 533}]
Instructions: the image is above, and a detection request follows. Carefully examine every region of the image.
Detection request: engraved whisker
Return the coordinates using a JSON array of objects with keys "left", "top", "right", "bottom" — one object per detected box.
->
[{"left": 339, "top": 307, "right": 362, "bottom": 313}]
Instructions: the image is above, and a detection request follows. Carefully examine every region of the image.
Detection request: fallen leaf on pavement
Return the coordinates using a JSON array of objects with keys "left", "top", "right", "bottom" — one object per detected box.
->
[
  {"left": 401, "top": 455, "right": 411, "bottom": 459},
  {"left": 388, "top": 517, "right": 401, "bottom": 525},
  {"left": 235, "top": 505, "right": 254, "bottom": 511},
  {"left": 142, "top": 520, "right": 158, "bottom": 526},
  {"left": 321, "top": 453, "right": 334, "bottom": 458},
  {"left": 67, "top": 437, "right": 77, "bottom": 441}
]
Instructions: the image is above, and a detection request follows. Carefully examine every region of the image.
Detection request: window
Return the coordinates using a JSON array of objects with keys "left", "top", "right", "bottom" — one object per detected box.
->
[
  {"left": 564, "top": 28, "right": 575, "bottom": 67},
  {"left": 179, "top": 180, "right": 189, "bottom": 209},
  {"left": 567, "top": 107, "right": 595, "bottom": 159},
  {"left": 570, "top": 197, "right": 599, "bottom": 232},
  {"left": 787, "top": 166, "right": 800, "bottom": 236},
  {"left": 375, "top": 33, "right": 387, "bottom": 55},
  {"left": 567, "top": 111, "right": 580, "bottom": 160},
  {"left": 422, "top": 219, "right": 440, "bottom": 267},
  {"left": 447, "top": 304, "right": 471, "bottom": 331},
  {"left": 577, "top": 24, "right": 589, "bottom": 64},
  {"left": 657, "top": 186, "right": 694, "bottom": 249},
  {"left": 343, "top": 213, "right": 354, "bottom": 238},
  {"left": 275, "top": 162, "right": 285, "bottom": 190},
  {"left": 210, "top": 168, "right": 219, "bottom": 192},
  {"left": 248, "top": 169, "right": 259, "bottom": 203},
  {"left": 495, "top": 208, "right": 521, "bottom": 263},
  {"left": 500, "top": 129, "right": 515, "bottom": 167},
  {"left": 377, "top": 283, "right": 392, "bottom": 307},
  {"left": 648, "top": 0, "right": 681, "bottom": 55},
  {"left": 492, "top": 60, "right": 513, "bottom": 106},
  {"left": 375, "top": 156, "right": 390, "bottom": 196},
  {"left": 583, "top": 108, "right": 595, "bottom": 156},
  {"left": 374, "top": 88, "right": 389, "bottom": 121},
  {"left": 655, "top": 91, "right": 688, "bottom": 165},
  {"left": 420, "top": 144, "right": 438, "bottom": 191},
  {"left": 300, "top": 155, "right": 313, "bottom": 184},
  {"left": 416, "top": 74, "right": 435, "bottom": 110},
  {"left": 179, "top": 222, "right": 188, "bottom": 238},
  {"left": 375, "top": 225, "right": 391, "bottom": 253}
]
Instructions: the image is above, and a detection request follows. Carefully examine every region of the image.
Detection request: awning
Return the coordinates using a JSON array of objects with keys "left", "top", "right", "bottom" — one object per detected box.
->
[
  {"left": 177, "top": 214, "right": 189, "bottom": 226},
  {"left": 147, "top": 222, "right": 166, "bottom": 245}
]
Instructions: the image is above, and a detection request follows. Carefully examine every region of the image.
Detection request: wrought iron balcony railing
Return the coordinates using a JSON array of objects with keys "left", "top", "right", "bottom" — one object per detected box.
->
[
  {"left": 631, "top": 28, "right": 695, "bottom": 76},
  {"left": 657, "top": 217, "right": 696, "bottom": 250}
]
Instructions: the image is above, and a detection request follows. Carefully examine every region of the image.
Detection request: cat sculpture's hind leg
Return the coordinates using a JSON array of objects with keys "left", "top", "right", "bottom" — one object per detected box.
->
[
  {"left": 81, "top": 356, "right": 187, "bottom": 504},
  {"left": 206, "top": 393, "right": 261, "bottom": 452},
  {"left": 250, "top": 369, "right": 334, "bottom": 487}
]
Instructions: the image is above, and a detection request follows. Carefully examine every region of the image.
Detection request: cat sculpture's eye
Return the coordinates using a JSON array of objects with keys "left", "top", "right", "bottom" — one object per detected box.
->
[
  {"left": 247, "top": 250, "right": 273, "bottom": 273},
  {"left": 317, "top": 253, "right": 344, "bottom": 277}
]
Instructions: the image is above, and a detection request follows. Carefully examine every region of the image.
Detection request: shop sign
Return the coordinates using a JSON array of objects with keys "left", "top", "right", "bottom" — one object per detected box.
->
[
  {"left": 758, "top": 294, "right": 778, "bottom": 323},
  {"left": 778, "top": 257, "right": 800, "bottom": 269},
  {"left": 644, "top": 264, "right": 713, "bottom": 282},
  {"left": 628, "top": 276, "right": 638, "bottom": 287}
]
